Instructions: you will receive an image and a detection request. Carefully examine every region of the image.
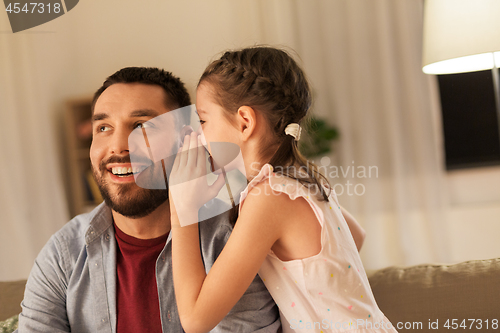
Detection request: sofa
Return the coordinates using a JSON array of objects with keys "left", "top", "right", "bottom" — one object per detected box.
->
[
  {"left": 2, "top": 257, "right": 499, "bottom": 332},
  {"left": 368, "top": 257, "right": 500, "bottom": 332}
]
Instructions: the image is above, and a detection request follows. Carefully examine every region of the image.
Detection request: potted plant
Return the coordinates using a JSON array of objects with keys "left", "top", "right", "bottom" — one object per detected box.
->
[{"left": 299, "top": 116, "right": 339, "bottom": 159}]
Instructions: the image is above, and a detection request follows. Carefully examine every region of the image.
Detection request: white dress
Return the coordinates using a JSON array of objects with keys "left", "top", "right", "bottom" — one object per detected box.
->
[{"left": 239, "top": 164, "right": 398, "bottom": 333}]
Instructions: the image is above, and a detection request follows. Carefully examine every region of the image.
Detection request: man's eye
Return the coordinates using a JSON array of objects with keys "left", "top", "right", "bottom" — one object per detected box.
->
[
  {"left": 98, "top": 125, "right": 111, "bottom": 132},
  {"left": 135, "top": 122, "right": 153, "bottom": 129},
  {"left": 199, "top": 120, "right": 206, "bottom": 125}
]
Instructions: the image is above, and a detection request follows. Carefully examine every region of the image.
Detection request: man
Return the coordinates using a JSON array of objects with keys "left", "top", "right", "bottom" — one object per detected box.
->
[{"left": 16, "top": 67, "right": 281, "bottom": 332}]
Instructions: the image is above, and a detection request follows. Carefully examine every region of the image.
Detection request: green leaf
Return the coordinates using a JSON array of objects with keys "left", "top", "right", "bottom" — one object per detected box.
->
[{"left": 299, "top": 116, "right": 339, "bottom": 159}]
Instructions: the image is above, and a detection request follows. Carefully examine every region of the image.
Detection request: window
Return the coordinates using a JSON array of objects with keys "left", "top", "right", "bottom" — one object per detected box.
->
[{"left": 438, "top": 69, "right": 500, "bottom": 170}]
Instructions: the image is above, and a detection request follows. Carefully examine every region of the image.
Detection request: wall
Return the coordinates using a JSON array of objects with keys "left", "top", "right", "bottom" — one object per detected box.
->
[
  {"left": 446, "top": 167, "right": 500, "bottom": 262},
  {"left": 1, "top": 0, "right": 268, "bottom": 281},
  {"left": 1, "top": 0, "right": 499, "bottom": 280}
]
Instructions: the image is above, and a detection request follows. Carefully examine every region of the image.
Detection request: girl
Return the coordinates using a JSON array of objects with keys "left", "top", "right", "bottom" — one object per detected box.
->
[{"left": 170, "top": 47, "right": 397, "bottom": 333}]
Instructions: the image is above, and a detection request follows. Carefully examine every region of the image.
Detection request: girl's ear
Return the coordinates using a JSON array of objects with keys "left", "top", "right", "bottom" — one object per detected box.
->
[{"left": 236, "top": 106, "right": 257, "bottom": 141}]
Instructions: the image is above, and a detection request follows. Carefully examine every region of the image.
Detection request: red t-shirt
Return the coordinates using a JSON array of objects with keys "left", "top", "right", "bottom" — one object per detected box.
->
[{"left": 114, "top": 223, "right": 169, "bottom": 333}]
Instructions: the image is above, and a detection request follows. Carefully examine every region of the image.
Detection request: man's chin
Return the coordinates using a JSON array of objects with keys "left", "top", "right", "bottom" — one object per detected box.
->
[
  {"left": 104, "top": 191, "right": 168, "bottom": 219},
  {"left": 99, "top": 183, "right": 168, "bottom": 219}
]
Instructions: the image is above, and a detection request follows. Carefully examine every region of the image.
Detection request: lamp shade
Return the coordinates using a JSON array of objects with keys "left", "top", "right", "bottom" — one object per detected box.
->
[{"left": 422, "top": 0, "right": 500, "bottom": 74}]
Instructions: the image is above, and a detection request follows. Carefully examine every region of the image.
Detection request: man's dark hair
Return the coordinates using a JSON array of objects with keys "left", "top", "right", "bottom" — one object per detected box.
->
[{"left": 91, "top": 67, "right": 191, "bottom": 112}]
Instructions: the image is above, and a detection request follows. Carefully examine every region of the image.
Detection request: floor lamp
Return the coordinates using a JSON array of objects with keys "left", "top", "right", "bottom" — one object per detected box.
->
[{"left": 422, "top": 0, "right": 500, "bottom": 147}]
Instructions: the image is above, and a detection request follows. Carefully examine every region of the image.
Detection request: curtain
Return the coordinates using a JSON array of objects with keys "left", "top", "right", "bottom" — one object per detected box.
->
[
  {"left": 251, "top": 0, "right": 451, "bottom": 268},
  {"left": 0, "top": 18, "right": 69, "bottom": 281},
  {"left": 0, "top": 0, "right": 450, "bottom": 281}
]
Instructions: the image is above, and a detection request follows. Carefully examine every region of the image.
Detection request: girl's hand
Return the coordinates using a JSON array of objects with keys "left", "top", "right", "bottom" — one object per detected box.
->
[{"left": 169, "top": 132, "right": 225, "bottom": 226}]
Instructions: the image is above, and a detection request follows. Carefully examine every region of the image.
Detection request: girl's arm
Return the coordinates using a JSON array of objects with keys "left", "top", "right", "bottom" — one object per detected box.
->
[
  {"left": 340, "top": 207, "right": 365, "bottom": 251},
  {"left": 171, "top": 182, "right": 286, "bottom": 333}
]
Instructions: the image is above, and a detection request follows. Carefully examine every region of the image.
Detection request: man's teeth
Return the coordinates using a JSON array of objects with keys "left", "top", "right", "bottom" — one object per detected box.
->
[{"left": 111, "top": 167, "right": 142, "bottom": 175}]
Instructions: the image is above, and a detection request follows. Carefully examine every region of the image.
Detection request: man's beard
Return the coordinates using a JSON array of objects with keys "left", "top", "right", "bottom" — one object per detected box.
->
[{"left": 92, "top": 156, "right": 168, "bottom": 219}]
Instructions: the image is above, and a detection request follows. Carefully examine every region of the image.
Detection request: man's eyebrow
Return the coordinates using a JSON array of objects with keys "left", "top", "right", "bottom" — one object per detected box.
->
[
  {"left": 130, "top": 109, "right": 159, "bottom": 118},
  {"left": 196, "top": 109, "right": 206, "bottom": 115},
  {"left": 92, "top": 113, "right": 108, "bottom": 122},
  {"left": 92, "top": 109, "right": 159, "bottom": 123}
]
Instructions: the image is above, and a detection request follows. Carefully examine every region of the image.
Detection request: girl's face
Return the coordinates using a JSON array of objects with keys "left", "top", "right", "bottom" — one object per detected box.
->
[{"left": 195, "top": 82, "right": 241, "bottom": 155}]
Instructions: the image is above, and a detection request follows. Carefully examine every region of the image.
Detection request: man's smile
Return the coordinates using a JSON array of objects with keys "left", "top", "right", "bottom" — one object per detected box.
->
[{"left": 105, "top": 163, "right": 147, "bottom": 182}]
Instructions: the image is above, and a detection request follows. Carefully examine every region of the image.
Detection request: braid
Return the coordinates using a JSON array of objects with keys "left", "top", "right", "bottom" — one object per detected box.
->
[{"left": 199, "top": 46, "right": 330, "bottom": 225}]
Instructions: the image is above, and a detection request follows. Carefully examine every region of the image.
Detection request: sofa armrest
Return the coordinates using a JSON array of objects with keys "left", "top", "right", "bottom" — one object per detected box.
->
[{"left": 368, "top": 258, "right": 500, "bottom": 330}]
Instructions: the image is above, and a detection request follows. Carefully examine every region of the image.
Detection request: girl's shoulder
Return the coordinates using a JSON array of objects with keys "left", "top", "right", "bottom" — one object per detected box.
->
[
  {"left": 241, "top": 164, "right": 298, "bottom": 199},
  {"left": 238, "top": 164, "right": 326, "bottom": 261},
  {"left": 239, "top": 163, "right": 320, "bottom": 215},
  {"left": 235, "top": 165, "right": 302, "bottom": 240}
]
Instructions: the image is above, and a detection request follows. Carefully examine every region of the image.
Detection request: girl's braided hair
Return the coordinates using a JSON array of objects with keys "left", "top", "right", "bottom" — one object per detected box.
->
[{"left": 199, "top": 46, "right": 331, "bottom": 224}]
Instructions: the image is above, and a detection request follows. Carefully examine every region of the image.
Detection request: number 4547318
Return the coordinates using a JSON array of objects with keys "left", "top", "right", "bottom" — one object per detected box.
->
[
  {"left": 5, "top": 3, "right": 61, "bottom": 14},
  {"left": 443, "top": 319, "right": 498, "bottom": 330}
]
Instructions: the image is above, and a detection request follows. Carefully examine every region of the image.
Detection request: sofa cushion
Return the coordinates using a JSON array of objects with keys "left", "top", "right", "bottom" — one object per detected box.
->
[
  {"left": 368, "top": 258, "right": 500, "bottom": 331},
  {"left": 0, "top": 280, "right": 26, "bottom": 322}
]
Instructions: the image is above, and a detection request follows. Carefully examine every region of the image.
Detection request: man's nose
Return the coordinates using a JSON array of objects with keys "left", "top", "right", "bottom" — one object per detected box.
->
[{"left": 109, "top": 128, "right": 130, "bottom": 154}]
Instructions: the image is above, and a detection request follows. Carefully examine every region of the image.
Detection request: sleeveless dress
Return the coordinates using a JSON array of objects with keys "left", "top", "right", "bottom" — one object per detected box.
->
[{"left": 239, "top": 164, "right": 398, "bottom": 333}]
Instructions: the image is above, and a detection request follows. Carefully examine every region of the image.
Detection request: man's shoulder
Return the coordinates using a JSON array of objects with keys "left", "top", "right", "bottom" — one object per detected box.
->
[
  {"left": 197, "top": 200, "right": 235, "bottom": 268},
  {"left": 198, "top": 199, "right": 234, "bottom": 238},
  {"left": 53, "top": 203, "right": 109, "bottom": 243},
  {"left": 32, "top": 203, "right": 112, "bottom": 278},
  {"left": 42, "top": 203, "right": 112, "bottom": 265}
]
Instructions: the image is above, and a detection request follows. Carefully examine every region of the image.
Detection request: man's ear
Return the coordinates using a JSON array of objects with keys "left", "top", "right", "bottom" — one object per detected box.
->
[
  {"left": 178, "top": 125, "right": 194, "bottom": 149},
  {"left": 236, "top": 106, "right": 257, "bottom": 141}
]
